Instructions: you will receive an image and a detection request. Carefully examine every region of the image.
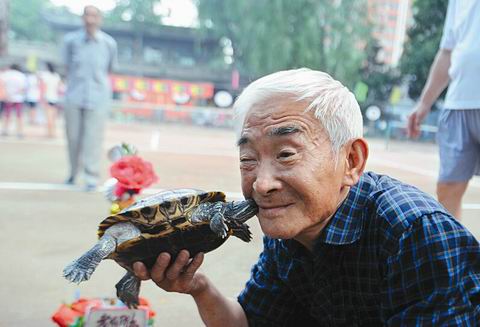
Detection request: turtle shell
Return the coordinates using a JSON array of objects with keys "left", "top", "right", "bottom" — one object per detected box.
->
[{"left": 97, "top": 189, "right": 228, "bottom": 269}]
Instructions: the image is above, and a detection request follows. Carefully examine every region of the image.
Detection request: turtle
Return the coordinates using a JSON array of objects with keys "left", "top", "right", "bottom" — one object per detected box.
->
[{"left": 63, "top": 189, "right": 258, "bottom": 308}]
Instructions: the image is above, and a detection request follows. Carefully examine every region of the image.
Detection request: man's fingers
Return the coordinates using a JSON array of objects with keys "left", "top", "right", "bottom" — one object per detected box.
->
[
  {"left": 133, "top": 251, "right": 202, "bottom": 285},
  {"left": 133, "top": 262, "right": 150, "bottom": 280},
  {"left": 407, "top": 113, "right": 417, "bottom": 138},
  {"left": 183, "top": 253, "right": 204, "bottom": 277},
  {"left": 166, "top": 250, "right": 190, "bottom": 280},
  {"left": 412, "top": 116, "right": 420, "bottom": 138},
  {"left": 407, "top": 114, "right": 415, "bottom": 137},
  {"left": 407, "top": 113, "right": 421, "bottom": 138},
  {"left": 150, "top": 252, "right": 171, "bottom": 282}
]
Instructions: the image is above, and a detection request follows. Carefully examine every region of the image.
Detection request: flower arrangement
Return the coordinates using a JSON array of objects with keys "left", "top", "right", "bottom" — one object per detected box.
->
[
  {"left": 51, "top": 297, "right": 156, "bottom": 327},
  {"left": 104, "top": 143, "right": 158, "bottom": 214}
]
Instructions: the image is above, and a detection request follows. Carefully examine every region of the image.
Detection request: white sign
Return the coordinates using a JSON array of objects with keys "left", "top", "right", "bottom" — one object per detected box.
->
[{"left": 85, "top": 308, "right": 148, "bottom": 327}]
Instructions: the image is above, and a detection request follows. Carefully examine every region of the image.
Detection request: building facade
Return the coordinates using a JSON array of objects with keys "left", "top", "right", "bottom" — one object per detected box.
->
[{"left": 368, "top": 0, "right": 412, "bottom": 66}]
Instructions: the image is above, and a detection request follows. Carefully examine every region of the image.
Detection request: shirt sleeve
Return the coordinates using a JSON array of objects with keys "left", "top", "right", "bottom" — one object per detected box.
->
[
  {"left": 108, "top": 38, "right": 118, "bottom": 73},
  {"left": 61, "top": 35, "right": 72, "bottom": 74},
  {"left": 440, "top": 0, "right": 456, "bottom": 50},
  {"left": 382, "top": 213, "right": 480, "bottom": 325},
  {"left": 237, "top": 237, "right": 310, "bottom": 327}
]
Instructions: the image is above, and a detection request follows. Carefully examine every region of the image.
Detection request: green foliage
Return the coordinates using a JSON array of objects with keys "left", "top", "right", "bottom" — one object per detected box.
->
[
  {"left": 360, "top": 41, "right": 400, "bottom": 104},
  {"left": 197, "top": 0, "right": 371, "bottom": 85},
  {"left": 9, "top": 0, "right": 54, "bottom": 41},
  {"left": 106, "top": 0, "right": 163, "bottom": 26},
  {"left": 399, "top": 0, "right": 448, "bottom": 99}
]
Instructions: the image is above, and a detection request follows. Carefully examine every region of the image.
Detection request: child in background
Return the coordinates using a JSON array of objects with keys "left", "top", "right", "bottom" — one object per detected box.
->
[
  {"left": 25, "top": 70, "right": 41, "bottom": 125},
  {"left": 40, "top": 62, "right": 62, "bottom": 138},
  {"left": 0, "top": 64, "right": 27, "bottom": 138}
]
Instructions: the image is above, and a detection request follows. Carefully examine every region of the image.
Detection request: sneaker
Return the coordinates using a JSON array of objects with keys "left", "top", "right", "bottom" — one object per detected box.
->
[{"left": 65, "top": 176, "right": 75, "bottom": 185}]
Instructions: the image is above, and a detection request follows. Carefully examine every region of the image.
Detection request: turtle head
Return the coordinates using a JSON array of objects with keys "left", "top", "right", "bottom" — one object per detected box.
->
[{"left": 224, "top": 198, "right": 258, "bottom": 223}]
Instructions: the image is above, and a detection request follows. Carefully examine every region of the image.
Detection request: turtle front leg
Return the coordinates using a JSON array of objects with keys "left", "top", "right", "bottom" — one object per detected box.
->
[
  {"left": 63, "top": 222, "right": 141, "bottom": 284},
  {"left": 116, "top": 271, "right": 141, "bottom": 308},
  {"left": 209, "top": 202, "right": 228, "bottom": 238},
  {"left": 191, "top": 202, "right": 228, "bottom": 238},
  {"left": 63, "top": 235, "right": 116, "bottom": 283}
]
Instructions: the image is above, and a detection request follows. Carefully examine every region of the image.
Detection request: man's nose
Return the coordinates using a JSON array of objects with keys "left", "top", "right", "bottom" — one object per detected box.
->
[{"left": 252, "top": 164, "right": 281, "bottom": 195}]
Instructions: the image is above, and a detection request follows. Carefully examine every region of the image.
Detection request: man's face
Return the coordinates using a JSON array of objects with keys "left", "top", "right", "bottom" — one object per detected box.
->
[
  {"left": 238, "top": 98, "right": 349, "bottom": 242},
  {"left": 83, "top": 6, "right": 102, "bottom": 32}
]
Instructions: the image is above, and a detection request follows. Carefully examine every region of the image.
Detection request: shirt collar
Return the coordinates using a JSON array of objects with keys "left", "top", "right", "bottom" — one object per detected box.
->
[
  {"left": 82, "top": 29, "right": 101, "bottom": 42},
  {"left": 315, "top": 172, "right": 375, "bottom": 246}
]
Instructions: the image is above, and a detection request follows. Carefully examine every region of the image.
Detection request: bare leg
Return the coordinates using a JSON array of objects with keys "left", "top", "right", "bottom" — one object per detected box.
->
[
  {"left": 45, "top": 104, "right": 56, "bottom": 137},
  {"left": 437, "top": 181, "right": 468, "bottom": 220},
  {"left": 1, "top": 103, "right": 11, "bottom": 135},
  {"left": 28, "top": 104, "right": 36, "bottom": 124},
  {"left": 16, "top": 104, "right": 24, "bottom": 137},
  {"left": 1, "top": 114, "right": 9, "bottom": 135}
]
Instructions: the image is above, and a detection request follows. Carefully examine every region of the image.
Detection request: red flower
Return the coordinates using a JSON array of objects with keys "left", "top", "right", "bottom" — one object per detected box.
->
[{"left": 110, "top": 155, "right": 158, "bottom": 191}]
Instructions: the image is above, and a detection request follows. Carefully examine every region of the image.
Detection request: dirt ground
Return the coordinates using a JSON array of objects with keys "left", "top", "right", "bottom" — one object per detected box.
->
[{"left": 1, "top": 120, "right": 479, "bottom": 326}]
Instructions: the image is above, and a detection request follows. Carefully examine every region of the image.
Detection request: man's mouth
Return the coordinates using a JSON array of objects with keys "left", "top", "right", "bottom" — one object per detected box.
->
[{"left": 258, "top": 203, "right": 293, "bottom": 218}]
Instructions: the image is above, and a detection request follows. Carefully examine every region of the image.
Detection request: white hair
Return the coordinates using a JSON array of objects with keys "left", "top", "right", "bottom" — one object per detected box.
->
[{"left": 233, "top": 68, "right": 363, "bottom": 153}]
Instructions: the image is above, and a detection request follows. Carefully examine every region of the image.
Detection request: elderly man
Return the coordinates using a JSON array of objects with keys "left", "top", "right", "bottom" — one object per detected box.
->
[
  {"left": 62, "top": 5, "right": 117, "bottom": 191},
  {"left": 134, "top": 69, "right": 480, "bottom": 326}
]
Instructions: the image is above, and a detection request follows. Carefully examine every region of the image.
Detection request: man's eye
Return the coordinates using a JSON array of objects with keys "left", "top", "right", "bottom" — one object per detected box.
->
[{"left": 278, "top": 151, "right": 295, "bottom": 159}]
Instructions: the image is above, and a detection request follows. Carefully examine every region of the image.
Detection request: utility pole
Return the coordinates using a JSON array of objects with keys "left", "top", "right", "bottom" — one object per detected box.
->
[{"left": 0, "top": 0, "right": 8, "bottom": 55}]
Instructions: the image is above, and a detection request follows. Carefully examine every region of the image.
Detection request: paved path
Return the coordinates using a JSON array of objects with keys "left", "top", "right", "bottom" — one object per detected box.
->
[{"left": 1, "top": 121, "right": 479, "bottom": 326}]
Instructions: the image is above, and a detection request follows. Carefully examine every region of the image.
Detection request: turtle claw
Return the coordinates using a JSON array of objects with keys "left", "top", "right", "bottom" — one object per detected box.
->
[
  {"left": 118, "top": 295, "right": 139, "bottom": 309},
  {"left": 116, "top": 272, "right": 141, "bottom": 309},
  {"left": 63, "top": 263, "right": 93, "bottom": 284},
  {"left": 63, "top": 236, "right": 116, "bottom": 284},
  {"left": 210, "top": 213, "right": 229, "bottom": 239}
]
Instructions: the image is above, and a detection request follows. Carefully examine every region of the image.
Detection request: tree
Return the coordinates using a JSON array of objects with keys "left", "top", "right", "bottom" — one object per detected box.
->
[
  {"left": 399, "top": 0, "right": 448, "bottom": 99},
  {"left": 197, "top": 0, "right": 371, "bottom": 85},
  {"left": 9, "top": 0, "right": 53, "bottom": 41},
  {"left": 106, "top": 0, "right": 167, "bottom": 64},
  {"left": 0, "top": 0, "right": 8, "bottom": 54},
  {"left": 359, "top": 41, "right": 400, "bottom": 105},
  {"left": 106, "top": 0, "right": 163, "bottom": 25}
]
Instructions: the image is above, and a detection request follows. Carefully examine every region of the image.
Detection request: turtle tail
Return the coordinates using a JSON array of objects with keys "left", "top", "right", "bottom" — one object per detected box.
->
[
  {"left": 63, "top": 235, "right": 116, "bottom": 284},
  {"left": 230, "top": 222, "right": 252, "bottom": 242}
]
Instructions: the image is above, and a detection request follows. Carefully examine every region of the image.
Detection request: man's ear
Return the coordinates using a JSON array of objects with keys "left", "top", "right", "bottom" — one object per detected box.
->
[{"left": 342, "top": 138, "right": 368, "bottom": 187}]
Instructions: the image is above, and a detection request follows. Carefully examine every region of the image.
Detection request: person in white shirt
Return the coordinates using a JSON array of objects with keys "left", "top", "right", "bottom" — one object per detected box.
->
[
  {"left": 407, "top": 0, "right": 480, "bottom": 220},
  {"left": 40, "top": 62, "right": 62, "bottom": 138},
  {"left": 25, "top": 71, "right": 41, "bottom": 125},
  {"left": 0, "top": 64, "right": 27, "bottom": 137}
]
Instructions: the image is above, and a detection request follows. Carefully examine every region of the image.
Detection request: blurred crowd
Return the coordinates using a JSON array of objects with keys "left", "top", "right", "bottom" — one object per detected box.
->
[{"left": 0, "top": 62, "right": 64, "bottom": 138}]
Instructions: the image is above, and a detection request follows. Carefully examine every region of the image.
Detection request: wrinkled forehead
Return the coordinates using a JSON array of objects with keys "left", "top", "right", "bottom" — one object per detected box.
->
[
  {"left": 237, "top": 97, "right": 328, "bottom": 146},
  {"left": 235, "top": 94, "right": 300, "bottom": 137}
]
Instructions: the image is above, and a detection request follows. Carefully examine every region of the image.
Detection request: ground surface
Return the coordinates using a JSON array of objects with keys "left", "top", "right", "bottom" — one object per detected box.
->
[{"left": 1, "top": 120, "right": 479, "bottom": 326}]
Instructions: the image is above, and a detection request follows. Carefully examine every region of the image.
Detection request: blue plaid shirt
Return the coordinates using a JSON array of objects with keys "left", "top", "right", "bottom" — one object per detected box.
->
[{"left": 238, "top": 172, "right": 480, "bottom": 326}]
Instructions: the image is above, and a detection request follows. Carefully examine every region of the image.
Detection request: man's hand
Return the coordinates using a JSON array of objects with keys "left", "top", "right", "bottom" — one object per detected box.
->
[
  {"left": 134, "top": 250, "right": 248, "bottom": 327},
  {"left": 133, "top": 250, "right": 206, "bottom": 295},
  {"left": 407, "top": 48, "right": 451, "bottom": 139},
  {"left": 407, "top": 103, "right": 431, "bottom": 139}
]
